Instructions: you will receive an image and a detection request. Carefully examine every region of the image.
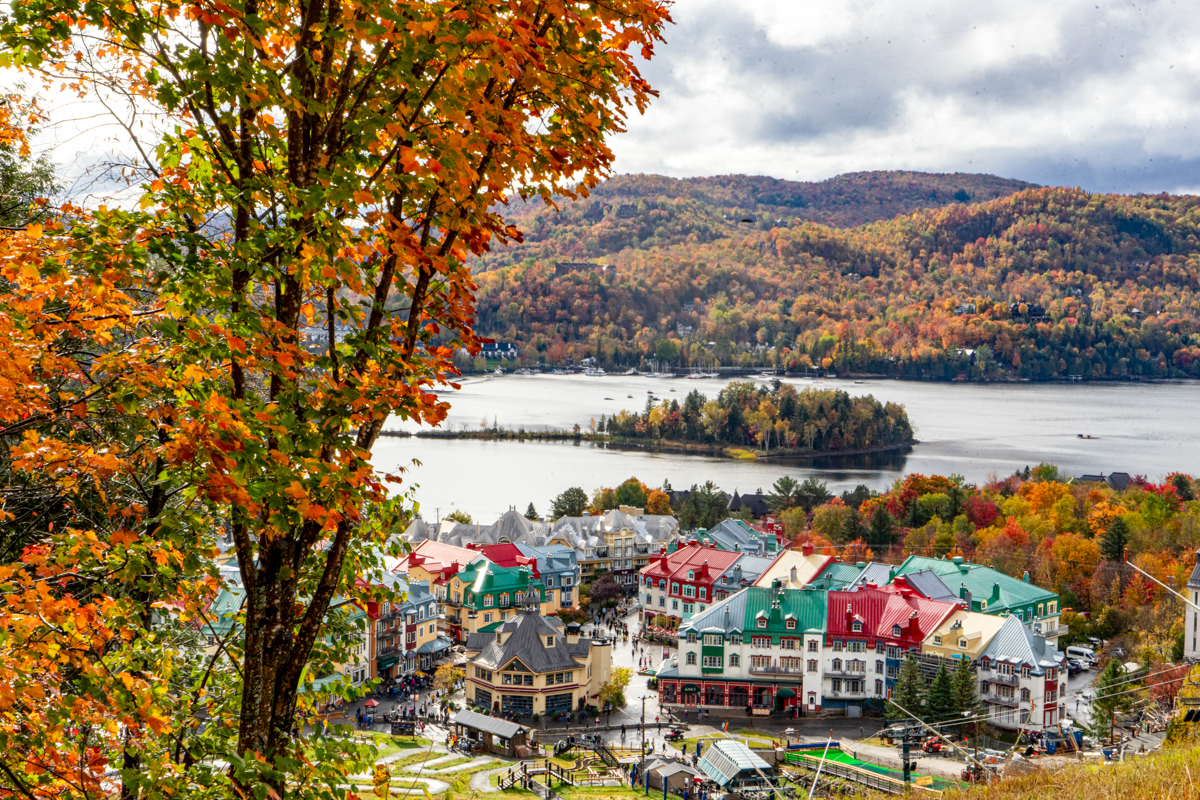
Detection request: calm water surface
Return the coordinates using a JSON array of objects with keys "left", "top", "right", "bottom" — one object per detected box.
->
[{"left": 373, "top": 375, "right": 1200, "bottom": 521}]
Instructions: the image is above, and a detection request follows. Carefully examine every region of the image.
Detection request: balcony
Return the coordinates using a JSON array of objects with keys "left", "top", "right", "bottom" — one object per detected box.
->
[
  {"left": 1036, "top": 623, "right": 1067, "bottom": 638},
  {"left": 990, "top": 673, "right": 1019, "bottom": 686},
  {"left": 826, "top": 689, "right": 869, "bottom": 699},
  {"left": 446, "top": 614, "right": 463, "bottom": 626},
  {"left": 749, "top": 664, "right": 806, "bottom": 677},
  {"left": 825, "top": 666, "right": 868, "bottom": 677},
  {"left": 985, "top": 693, "right": 1018, "bottom": 708}
]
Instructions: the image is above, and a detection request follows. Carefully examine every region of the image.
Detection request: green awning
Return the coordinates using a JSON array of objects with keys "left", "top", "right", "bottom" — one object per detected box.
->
[
  {"left": 776, "top": 688, "right": 796, "bottom": 698},
  {"left": 377, "top": 656, "right": 399, "bottom": 670},
  {"left": 681, "top": 683, "right": 700, "bottom": 693}
]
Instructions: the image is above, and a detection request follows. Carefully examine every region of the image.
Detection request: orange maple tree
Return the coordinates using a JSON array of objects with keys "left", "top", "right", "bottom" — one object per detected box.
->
[{"left": 0, "top": 0, "right": 670, "bottom": 796}]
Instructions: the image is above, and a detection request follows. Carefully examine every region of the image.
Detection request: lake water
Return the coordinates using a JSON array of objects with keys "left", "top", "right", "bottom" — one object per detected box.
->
[{"left": 373, "top": 374, "right": 1200, "bottom": 522}]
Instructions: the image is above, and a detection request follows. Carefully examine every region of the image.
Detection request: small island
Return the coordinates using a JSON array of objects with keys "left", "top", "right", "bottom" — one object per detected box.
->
[{"left": 395, "top": 381, "right": 915, "bottom": 460}]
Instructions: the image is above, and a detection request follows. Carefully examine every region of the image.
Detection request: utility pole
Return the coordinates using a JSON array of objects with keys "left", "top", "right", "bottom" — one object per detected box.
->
[{"left": 642, "top": 695, "right": 649, "bottom": 796}]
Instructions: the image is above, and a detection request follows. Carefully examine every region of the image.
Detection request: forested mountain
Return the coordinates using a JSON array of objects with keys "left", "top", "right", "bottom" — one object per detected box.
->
[
  {"left": 472, "top": 180, "right": 1200, "bottom": 381},
  {"left": 476, "top": 171, "right": 1036, "bottom": 271}
]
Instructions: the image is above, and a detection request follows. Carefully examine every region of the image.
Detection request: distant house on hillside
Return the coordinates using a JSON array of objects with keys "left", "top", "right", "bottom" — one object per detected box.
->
[
  {"left": 480, "top": 342, "right": 519, "bottom": 359},
  {"left": 1077, "top": 472, "right": 1132, "bottom": 491},
  {"left": 729, "top": 489, "right": 771, "bottom": 518}
]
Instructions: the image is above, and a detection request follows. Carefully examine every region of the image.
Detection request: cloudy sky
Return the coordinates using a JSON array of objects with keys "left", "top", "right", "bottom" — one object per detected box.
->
[{"left": 610, "top": 0, "right": 1200, "bottom": 193}]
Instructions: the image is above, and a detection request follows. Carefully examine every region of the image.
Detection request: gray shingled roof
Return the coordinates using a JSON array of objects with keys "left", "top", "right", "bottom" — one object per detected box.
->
[
  {"left": 978, "top": 615, "right": 1063, "bottom": 673},
  {"left": 469, "top": 609, "right": 586, "bottom": 672},
  {"left": 453, "top": 709, "right": 525, "bottom": 739},
  {"left": 901, "top": 569, "right": 958, "bottom": 602},
  {"left": 845, "top": 562, "right": 895, "bottom": 590},
  {"left": 681, "top": 589, "right": 749, "bottom": 635},
  {"left": 1188, "top": 552, "right": 1200, "bottom": 589}
]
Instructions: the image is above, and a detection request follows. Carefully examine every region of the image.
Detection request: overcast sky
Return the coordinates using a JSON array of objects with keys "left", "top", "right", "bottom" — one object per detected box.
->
[{"left": 610, "top": 0, "right": 1200, "bottom": 193}]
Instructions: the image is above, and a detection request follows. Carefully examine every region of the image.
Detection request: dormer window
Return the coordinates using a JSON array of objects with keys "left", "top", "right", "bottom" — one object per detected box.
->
[
  {"left": 786, "top": 619, "right": 797, "bottom": 630},
  {"left": 933, "top": 635, "right": 943, "bottom": 646},
  {"left": 547, "top": 636, "right": 555, "bottom": 647},
  {"left": 687, "top": 631, "right": 697, "bottom": 643},
  {"left": 687, "top": 570, "right": 694, "bottom": 580},
  {"left": 892, "top": 625, "right": 902, "bottom": 637},
  {"left": 757, "top": 618, "right": 767, "bottom": 629},
  {"left": 959, "top": 639, "right": 967, "bottom": 649},
  {"left": 484, "top": 595, "right": 494, "bottom": 607},
  {"left": 852, "top": 621, "right": 862, "bottom": 633}
]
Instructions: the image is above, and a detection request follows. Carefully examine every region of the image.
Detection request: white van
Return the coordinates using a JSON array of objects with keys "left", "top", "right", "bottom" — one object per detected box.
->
[{"left": 1066, "top": 646, "right": 1096, "bottom": 667}]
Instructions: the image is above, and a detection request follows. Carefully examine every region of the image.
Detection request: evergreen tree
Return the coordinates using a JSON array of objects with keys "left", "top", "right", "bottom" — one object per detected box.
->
[
  {"left": 889, "top": 654, "right": 927, "bottom": 720},
  {"left": 842, "top": 509, "right": 867, "bottom": 543},
  {"left": 1090, "top": 659, "right": 1131, "bottom": 741},
  {"left": 525, "top": 503, "right": 539, "bottom": 521},
  {"left": 767, "top": 476, "right": 800, "bottom": 513},
  {"left": 868, "top": 506, "right": 897, "bottom": 547},
  {"left": 1100, "top": 517, "right": 1129, "bottom": 561},
  {"left": 552, "top": 487, "right": 590, "bottom": 518},
  {"left": 926, "top": 662, "right": 955, "bottom": 725},
  {"left": 951, "top": 656, "right": 981, "bottom": 721}
]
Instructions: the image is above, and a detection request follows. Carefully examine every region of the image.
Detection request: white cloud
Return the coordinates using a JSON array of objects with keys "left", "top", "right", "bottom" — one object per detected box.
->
[{"left": 612, "top": 0, "right": 1200, "bottom": 192}]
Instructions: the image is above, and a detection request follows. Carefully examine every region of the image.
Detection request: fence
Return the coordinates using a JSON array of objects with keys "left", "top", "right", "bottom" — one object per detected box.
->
[{"left": 784, "top": 751, "right": 942, "bottom": 795}]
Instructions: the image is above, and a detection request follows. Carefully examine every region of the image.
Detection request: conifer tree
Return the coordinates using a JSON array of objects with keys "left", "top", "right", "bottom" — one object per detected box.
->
[
  {"left": 868, "top": 506, "right": 897, "bottom": 547},
  {"left": 952, "top": 657, "right": 981, "bottom": 721},
  {"left": 1090, "top": 659, "right": 1131, "bottom": 741},
  {"left": 890, "top": 654, "right": 927, "bottom": 720},
  {"left": 926, "top": 661, "right": 956, "bottom": 725},
  {"left": 1101, "top": 517, "right": 1129, "bottom": 562},
  {"left": 525, "top": 503, "right": 540, "bottom": 521}
]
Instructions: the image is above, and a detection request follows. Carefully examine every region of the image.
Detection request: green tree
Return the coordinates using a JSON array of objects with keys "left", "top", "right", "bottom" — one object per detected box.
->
[
  {"left": 768, "top": 476, "right": 801, "bottom": 513},
  {"left": 796, "top": 476, "right": 833, "bottom": 512},
  {"left": 1090, "top": 659, "right": 1133, "bottom": 741},
  {"left": 1101, "top": 517, "right": 1129, "bottom": 562},
  {"left": 525, "top": 503, "right": 539, "bottom": 521},
  {"left": 926, "top": 662, "right": 955, "bottom": 725},
  {"left": 889, "top": 654, "right": 927, "bottom": 720},
  {"left": 951, "top": 656, "right": 981, "bottom": 721},
  {"left": 598, "top": 666, "right": 633, "bottom": 709},
  {"left": 676, "top": 481, "right": 729, "bottom": 529},
  {"left": 615, "top": 478, "right": 648, "bottom": 508},
  {"left": 868, "top": 506, "right": 897, "bottom": 547},
  {"left": 842, "top": 509, "right": 867, "bottom": 544},
  {"left": 445, "top": 510, "right": 473, "bottom": 524},
  {"left": 552, "top": 487, "right": 591, "bottom": 518}
]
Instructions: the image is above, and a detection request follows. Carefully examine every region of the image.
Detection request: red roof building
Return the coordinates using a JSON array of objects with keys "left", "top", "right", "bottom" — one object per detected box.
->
[
  {"left": 479, "top": 543, "right": 538, "bottom": 573},
  {"left": 638, "top": 543, "right": 745, "bottom": 626}
]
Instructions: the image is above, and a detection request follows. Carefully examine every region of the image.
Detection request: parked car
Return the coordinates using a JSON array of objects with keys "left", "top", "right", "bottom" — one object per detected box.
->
[{"left": 1066, "top": 659, "right": 1082, "bottom": 676}]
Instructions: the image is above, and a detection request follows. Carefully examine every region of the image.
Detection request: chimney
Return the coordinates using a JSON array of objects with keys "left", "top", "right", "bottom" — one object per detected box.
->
[
  {"left": 990, "top": 583, "right": 1001, "bottom": 605},
  {"left": 790, "top": 566, "right": 798, "bottom": 584},
  {"left": 802, "top": 541, "right": 814, "bottom": 557},
  {"left": 888, "top": 566, "right": 897, "bottom": 581},
  {"left": 1022, "top": 571, "right": 1030, "bottom": 583},
  {"left": 959, "top": 583, "right": 972, "bottom": 607},
  {"left": 856, "top": 562, "right": 866, "bottom": 569},
  {"left": 845, "top": 602, "right": 854, "bottom": 630}
]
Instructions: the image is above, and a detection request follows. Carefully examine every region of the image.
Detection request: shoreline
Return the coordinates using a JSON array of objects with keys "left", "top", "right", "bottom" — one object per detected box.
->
[{"left": 378, "top": 428, "right": 916, "bottom": 461}]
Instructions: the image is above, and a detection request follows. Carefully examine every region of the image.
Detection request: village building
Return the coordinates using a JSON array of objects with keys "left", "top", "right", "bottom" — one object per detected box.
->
[
  {"left": 464, "top": 597, "right": 611, "bottom": 716},
  {"left": 893, "top": 556, "right": 1063, "bottom": 646},
  {"left": 921, "top": 606, "right": 1007, "bottom": 662},
  {"left": 638, "top": 544, "right": 749, "bottom": 626},
  {"left": 703, "top": 518, "right": 785, "bottom": 556},
  {"left": 976, "top": 615, "right": 1067, "bottom": 729},
  {"left": 657, "top": 583, "right": 827, "bottom": 715},
  {"left": 751, "top": 543, "right": 836, "bottom": 589},
  {"left": 547, "top": 509, "right": 677, "bottom": 587},
  {"left": 516, "top": 543, "right": 580, "bottom": 610},
  {"left": 1186, "top": 549, "right": 1200, "bottom": 660},
  {"left": 451, "top": 709, "right": 532, "bottom": 757},
  {"left": 824, "top": 582, "right": 960, "bottom": 710},
  {"left": 697, "top": 740, "right": 774, "bottom": 791}
]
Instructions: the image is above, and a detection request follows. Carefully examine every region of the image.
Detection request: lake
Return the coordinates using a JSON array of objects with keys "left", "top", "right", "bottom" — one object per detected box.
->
[{"left": 373, "top": 374, "right": 1200, "bottom": 522}]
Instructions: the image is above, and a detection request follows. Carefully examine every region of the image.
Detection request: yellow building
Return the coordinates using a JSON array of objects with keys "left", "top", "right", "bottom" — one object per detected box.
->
[
  {"left": 751, "top": 542, "right": 836, "bottom": 589},
  {"left": 464, "top": 604, "right": 612, "bottom": 717},
  {"left": 922, "top": 607, "right": 1007, "bottom": 661}
]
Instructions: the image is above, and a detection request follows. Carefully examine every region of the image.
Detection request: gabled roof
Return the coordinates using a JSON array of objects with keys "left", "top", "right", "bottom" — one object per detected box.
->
[
  {"left": 639, "top": 543, "right": 743, "bottom": 584},
  {"left": 893, "top": 555, "right": 1056, "bottom": 612},
  {"left": 453, "top": 709, "right": 526, "bottom": 739},
  {"left": 712, "top": 553, "right": 780, "bottom": 593},
  {"left": 468, "top": 609, "right": 587, "bottom": 673},
  {"left": 751, "top": 547, "right": 836, "bottom": 589},
  {"left": 896, "top": 569, "right": 957, "bottom": 602},
  {"left": 846, "top": 562, "right": 896, "bottom": 590},
  {"left": 403, "top": 540, "right": 486, "bottom": 575},
  {"left": 480, "top": 543, "right": 537, "bottom": 570},
  {"left": 680, "top": 585, "right": 827, "bottom": 636},
  {"left": 827, "top": 585, "right": 958, "bottom": 642},
  {"left": 698, "top": 740, "right": 770, "bottom": 786},
  {"left": 515, "top": 542, "right": 578, "bottom": 574},
  {"left": 977, "top": 615, "right": 1063, "bottom": 673}
]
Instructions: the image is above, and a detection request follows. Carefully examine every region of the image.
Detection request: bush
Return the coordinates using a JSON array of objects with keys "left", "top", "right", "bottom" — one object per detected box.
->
[{"left": 532, "top": 713, "right": 540, "bottom": 724}]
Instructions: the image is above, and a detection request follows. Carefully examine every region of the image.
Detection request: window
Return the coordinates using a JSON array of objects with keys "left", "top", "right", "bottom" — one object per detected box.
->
[
  {"left": 1021, "top": 665, "right": 1031, "bottom": 678},
  {"left": 1038, "top": 603, "right": 1044, "bottom": 616},
  {"left": 698, "top": 587, "right": 707, "bottom": 600},
  {"left": 418, "top": 625, "right": 424, "bottom": 637},
  {"left": 887, "top": 646, "right": 899, "bottom": 659},
  {"left": 672, "top": 600, "right": 679, "bottom": 610},
  {"left": 852, "top": 621, "right": 863, "bottom": 632},
  {"left": 886, "top": 665, "right": 898, "bottom": 679},
  {"left": 682, "top": 585, "right": 695, "bottom": 598},
  {"left": 658, "top": 579, "right": 666, "bottom": 589},
  {"left": 786, "top": 619, "right": 797, "bottom": 630},
  {"left": 686, "top": 652, "right": 697, "bottom": 665},
  {"left": 892, "top": 625, "right": 902, "bottom": 637},
  {"left": 757, "top": 617, "right": 767, "bottom": 629},
  {"left": 419, "top": 607, "right": 425, "bottom": 620},
  {"left": 671, "top": 582, "right": 680, "bottom": 594},
  {"left": 876, "top": 642, "right": 886, "bottom": 654},
  {"left": 875, "top": 660, "right": 884, "bottom": 673},
  {"left": 980, "top": 657, "right": 990, "bottom": 671},
  {"left": 703, "top": 634, "right": 723, "bottom": 646},
  {"left": 646, "top": 593, "right": 653, "bottom": 604},
  {"left": 659, "top": 597, "right": 666, "bottom": 607},
  {"left": 808, "top": 640, "right": 818, "bottom": 652},
  {"left": 1049, "top": 601, "right": 1057, "bottom": 614},
  {"left": 832, "top": 641, "right": 843, "bottom": 652},
  {"left": 546, "top": 636, "right": 555, "bottom": 647},
  {"left": 807, "top": 660, "right": 818, "bottom": 672},
  {"left": 781, "top": 657, "right": 802, "bottom": 670},
  {"left": 832, "top": 658, "right": 843, "bottom": 671},
  {"left": 933, "top": 635, "right": 943, "bottom": 646},
  {"left": 683, "top": 603, "right": 695, "bottom": 614},
  {"left": 484, "top": 595, "right": 494, "bottom": 608},
  {"left": 831, "top": 679, "right": 842, "bottom": 693},
  {"left": 751, "top": 636, "right": 771, "bottom": 649},
  {"left": 729, "top": 654, "right": 740, "bottom": 667},
  {"left": 546, "top": 577, "right": 555, "bottom": 587},
  {"left": 475, "top": 667, "right": 492, "bottom": 681},
  {"left": 1021, "top": 688, "right": 1031, "bottom": 702},
  {"left": 483, "top": 612, "right": 493, "bottom": 623},
  {"left": 750, "top": 655, "right": 771, "bottom": 668},
  {"left": 687, "top": 571, "right": 694, "bottom": 580},
  {"left": 849, "top": 660, "right": 865, "bottom": 674},
  {"left": 702, "top": 656, "right": 722, "bottom": 668},
  {"left": 959, "top": 639, "right": 968, "bottom": 649},
  {"left": 687, "top": 631, "right": 698, "bottom": 643},
  {"left": 731, "top": 634, "right": 742, "bottom": 645},
  {"left": 407, "top": 631, "right": 416, "bottom": 644},
  {"left": 849, "top": 641, "right": 865, "bottom": 653},
  {"left": 783, "top": 638, "right": 796, "bottom": 650}
]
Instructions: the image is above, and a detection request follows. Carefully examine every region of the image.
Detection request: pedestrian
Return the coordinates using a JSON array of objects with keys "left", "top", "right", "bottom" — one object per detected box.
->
[{"left": 656, "top": 716, "right": 660, "bottom": 731}]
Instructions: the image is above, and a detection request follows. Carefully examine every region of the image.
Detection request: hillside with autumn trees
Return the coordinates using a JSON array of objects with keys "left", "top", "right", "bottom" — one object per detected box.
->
[{"left": 472, "top": 178, "right": 1200, "bottom": 380}]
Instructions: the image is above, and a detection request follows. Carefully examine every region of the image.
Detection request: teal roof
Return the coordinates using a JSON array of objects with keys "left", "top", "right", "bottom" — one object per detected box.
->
[
  {"left": 893, "top": 556, "right": 1056, "bottom": 615},
  {"left": 817, "top": 562, "right": 867, "bottom": 589},
  {"left": 200, "top": 587, "right": 246, "bottom": 636},
  {"left": 682, "top": 585, "right": 826, "bottom": 637}
]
